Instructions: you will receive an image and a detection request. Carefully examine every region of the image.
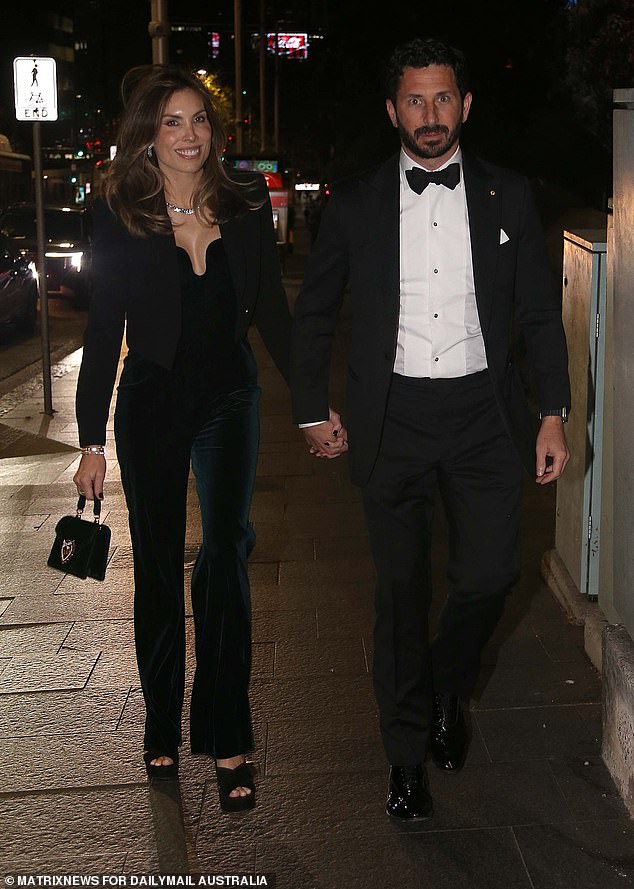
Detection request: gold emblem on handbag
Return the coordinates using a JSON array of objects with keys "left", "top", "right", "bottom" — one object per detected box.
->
[{"left": 47, "top": 494, "right": 111, "bottom": 581}]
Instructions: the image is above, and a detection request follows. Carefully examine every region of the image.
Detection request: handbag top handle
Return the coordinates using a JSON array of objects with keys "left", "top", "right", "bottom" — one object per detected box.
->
[{"left": 76, "top": 494, "right": 102, "bottom": 522}]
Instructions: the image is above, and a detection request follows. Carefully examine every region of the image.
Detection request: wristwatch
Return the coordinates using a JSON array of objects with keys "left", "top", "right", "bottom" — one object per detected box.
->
[{"left": 539, "top": 407, "right": 569, "bottom": 423}]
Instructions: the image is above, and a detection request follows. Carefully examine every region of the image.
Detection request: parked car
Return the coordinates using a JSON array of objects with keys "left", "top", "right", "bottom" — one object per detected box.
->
[
  {"left": 0, "top": 202, "right": 92, "bottom": 306},
  {"left": 0, "top": 234, "right": 38, "bottom": 335}
]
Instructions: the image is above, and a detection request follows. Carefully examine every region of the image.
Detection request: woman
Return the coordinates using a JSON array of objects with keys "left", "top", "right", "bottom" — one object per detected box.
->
[{"left": 73, "top": 64, "right": 293, "bottom": 811}]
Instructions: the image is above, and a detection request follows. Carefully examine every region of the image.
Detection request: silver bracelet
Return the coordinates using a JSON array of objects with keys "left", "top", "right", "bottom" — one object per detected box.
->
[{"left": 81, "top": 445, "right": 106, "bottom": 456}]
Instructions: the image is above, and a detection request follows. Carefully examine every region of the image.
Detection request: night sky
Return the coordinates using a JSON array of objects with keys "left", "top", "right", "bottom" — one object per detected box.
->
[{"left": 3, "top": 0, "right": 631, "bottom": 210}]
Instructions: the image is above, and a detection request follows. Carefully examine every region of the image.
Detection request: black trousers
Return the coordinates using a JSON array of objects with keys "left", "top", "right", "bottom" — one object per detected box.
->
[
  {"left": 361, "top": 371, "right": 524, "bottom": 767},
  {"left": 115, "top": 373, "right": 260, "bottom": 759}
]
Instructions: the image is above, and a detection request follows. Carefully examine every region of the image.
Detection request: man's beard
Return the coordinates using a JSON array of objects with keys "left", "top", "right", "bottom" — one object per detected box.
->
[{"left": 397, "top": 118, "right": 462, "bottom": 161}]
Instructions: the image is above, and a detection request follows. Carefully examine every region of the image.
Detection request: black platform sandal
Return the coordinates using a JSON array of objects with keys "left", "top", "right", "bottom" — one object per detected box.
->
[
  {"left": 143, "top": 750, "right": 179, "bottom": 781},
  {"left": 215, "top": 760, "right": 256, "bottom": 812}
]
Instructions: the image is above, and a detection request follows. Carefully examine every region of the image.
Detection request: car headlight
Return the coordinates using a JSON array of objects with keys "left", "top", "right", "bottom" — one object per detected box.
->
[{"left": 45, "top": 250, "right": 83, "bottom": 272}]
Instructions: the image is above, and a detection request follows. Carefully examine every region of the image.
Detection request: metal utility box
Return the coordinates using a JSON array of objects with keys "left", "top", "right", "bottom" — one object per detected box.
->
[{"left": 556, "top": 228, "right": 607, "bottom": 599}]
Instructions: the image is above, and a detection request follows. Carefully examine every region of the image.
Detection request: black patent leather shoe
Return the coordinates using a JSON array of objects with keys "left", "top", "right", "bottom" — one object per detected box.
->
[
  {"left": 385, "top": 764, "right": 433, "bottom": 820},
  {"left": 430, "top": 693, "right": 469, "bottom": 771}
]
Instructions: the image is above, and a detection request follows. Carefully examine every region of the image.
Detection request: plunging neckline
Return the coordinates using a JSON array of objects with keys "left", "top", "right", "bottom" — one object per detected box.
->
[{"left": 175, "top": 237, "right": 222, "bottom": 278}]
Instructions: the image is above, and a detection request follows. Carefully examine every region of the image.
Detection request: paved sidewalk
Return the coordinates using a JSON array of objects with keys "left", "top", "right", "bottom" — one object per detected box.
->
[{"left": 0, "top": 217, "right": 631, "bottom": 888}]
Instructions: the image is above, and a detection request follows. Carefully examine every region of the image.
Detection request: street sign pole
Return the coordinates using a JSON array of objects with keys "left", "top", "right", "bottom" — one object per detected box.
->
[
  {"left": 32, "top": 120, "right": 53, "bottom": 415},
  {"left": 13, "top": 56, "right": 58, "bottom": 417}
]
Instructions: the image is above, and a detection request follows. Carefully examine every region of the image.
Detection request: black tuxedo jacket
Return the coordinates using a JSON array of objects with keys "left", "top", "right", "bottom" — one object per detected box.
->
[
  {"left": 76, "top": 174, "right": 291, "bottom": 446},
  {"left": 290, "top": 151, "right": 571, "bottom": 486}
]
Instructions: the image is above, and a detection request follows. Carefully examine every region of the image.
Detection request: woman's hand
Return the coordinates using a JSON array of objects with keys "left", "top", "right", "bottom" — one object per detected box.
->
[
  {"left": 73, "top": 453, "right": 106, "bottom": 501},
  {"left": 303, "top": 408, "right": 349, "bottom": 459}
]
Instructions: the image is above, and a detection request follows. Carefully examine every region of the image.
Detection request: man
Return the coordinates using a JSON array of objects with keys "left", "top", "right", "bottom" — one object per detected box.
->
[{"left": 290, "top": 37, "right": 570, "bottom": 820}]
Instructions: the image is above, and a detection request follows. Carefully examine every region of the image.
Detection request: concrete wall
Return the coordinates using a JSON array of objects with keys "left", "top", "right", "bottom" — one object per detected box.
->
[
  {"left": 599, "top": 207, "right": 615, "bottom": 623},
  {"left": 612, "top": 90, "right": 634, "bottom": 638}
]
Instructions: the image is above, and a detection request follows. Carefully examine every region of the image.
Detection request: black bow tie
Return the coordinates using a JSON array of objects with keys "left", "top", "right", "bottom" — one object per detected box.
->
[{"left": 405, "top": 163, "right": 461, "bottom": 194}]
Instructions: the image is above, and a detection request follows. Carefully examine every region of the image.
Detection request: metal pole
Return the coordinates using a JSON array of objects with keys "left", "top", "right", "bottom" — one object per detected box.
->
[
  {"left": 274, "top": 33, "right": 279, "bottom": 154},
  {"left": 234, "top": 0, "right": 243, "bottom": 152},
  {"left": 149, "top": 0, "right": 169, "bottom": 65},
  {"left": 33, "top": 121, "right": 53, "bottom": 416},
  {"left": 259, "top": 0, "right": 266, "bottom": 152}
]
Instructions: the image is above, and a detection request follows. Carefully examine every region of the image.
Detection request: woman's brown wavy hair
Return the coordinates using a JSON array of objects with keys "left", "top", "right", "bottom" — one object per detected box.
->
[{"left": 100, "top": 64, "right": 261, "bottom": 237}]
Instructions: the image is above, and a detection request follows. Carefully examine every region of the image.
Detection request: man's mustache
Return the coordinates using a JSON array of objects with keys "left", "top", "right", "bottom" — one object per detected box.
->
[{"left": 415, "top": 126, "right": 449, "bottom": 137}]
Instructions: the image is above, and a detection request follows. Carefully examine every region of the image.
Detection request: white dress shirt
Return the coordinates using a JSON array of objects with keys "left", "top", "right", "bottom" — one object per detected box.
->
[{"left": 395, "top": 146, "right": 487, "bottom": 378}]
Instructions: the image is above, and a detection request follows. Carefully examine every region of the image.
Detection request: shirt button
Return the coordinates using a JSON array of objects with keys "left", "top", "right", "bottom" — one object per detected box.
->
[
  {"left": 433, "top": 268, "right": 439, "bottom": 274},
  {"left": 434, "top": 357, "right": 439, "bottom": 362},
  {"left": 433, "top": 222, "right": 438, "bottom": 227},
  {"left": 434, "top": 313, "right": 438, "bottom": 318}
]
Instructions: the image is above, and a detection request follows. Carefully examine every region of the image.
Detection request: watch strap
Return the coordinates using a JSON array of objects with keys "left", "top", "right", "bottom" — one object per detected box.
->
[{"left": 539, "top": 407, "right": 569, "bottom": 422}]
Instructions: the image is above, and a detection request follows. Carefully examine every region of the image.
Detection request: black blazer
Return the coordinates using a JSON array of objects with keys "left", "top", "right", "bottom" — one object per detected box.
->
[
  {"left": 76, "top": 173, "right": 291, "bottom": 445},
  {"left": 290, "top": 152, "right": 571, "bottom": 486}
]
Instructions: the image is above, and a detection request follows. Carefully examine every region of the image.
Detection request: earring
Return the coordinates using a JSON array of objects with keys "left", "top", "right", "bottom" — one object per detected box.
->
[{"left": 147, "top": 145, "right": 153, "bottom": 159}]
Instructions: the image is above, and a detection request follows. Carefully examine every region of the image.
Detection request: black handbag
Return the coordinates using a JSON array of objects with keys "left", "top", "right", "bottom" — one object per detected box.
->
[{"left": 47, "top": 494, "right": 111, "bottom": 581}]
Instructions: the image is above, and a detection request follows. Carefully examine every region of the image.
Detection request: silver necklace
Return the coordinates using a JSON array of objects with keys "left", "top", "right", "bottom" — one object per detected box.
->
[{"left": 166, "top": 200, "right": 198, "bottom": 215}]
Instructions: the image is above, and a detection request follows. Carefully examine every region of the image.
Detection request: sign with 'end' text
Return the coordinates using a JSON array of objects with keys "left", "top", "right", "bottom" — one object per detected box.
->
[{"left": 13, "top": 57, "right": 58, "bottom": 121}]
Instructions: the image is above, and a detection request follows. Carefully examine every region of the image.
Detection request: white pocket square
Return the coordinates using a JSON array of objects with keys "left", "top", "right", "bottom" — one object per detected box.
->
[{"left": 499, "top": 228, "right": 510, "bottom": 245}]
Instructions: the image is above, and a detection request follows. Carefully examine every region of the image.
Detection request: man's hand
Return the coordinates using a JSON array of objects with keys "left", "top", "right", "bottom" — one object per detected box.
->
[
  {"left": 535, "top": 416, "right": 569, "bottom": 485},
  {"left": 303, "top": 408, "right": 349, "bottom": 459}
]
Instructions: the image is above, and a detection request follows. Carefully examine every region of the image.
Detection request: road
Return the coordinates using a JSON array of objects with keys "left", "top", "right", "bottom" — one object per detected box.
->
[{"left": 0, "top": 295, "right": 87, "bottom": 397}]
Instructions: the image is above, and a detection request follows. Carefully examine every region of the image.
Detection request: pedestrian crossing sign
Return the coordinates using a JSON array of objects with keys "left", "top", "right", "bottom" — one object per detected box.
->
[{"left": 13, "top": 57, "right": 58, "bottom": 121}]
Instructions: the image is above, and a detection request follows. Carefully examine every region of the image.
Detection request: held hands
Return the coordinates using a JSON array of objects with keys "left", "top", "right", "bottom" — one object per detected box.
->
[
  {"left": 303, "top": 408, "right": 349, "bottom": 459},
  {"left": 73, "top": 452, "right": 106, "bottom": 501},
  {"left": 535, "top": 416, "right": 570, "bottom": 485}
]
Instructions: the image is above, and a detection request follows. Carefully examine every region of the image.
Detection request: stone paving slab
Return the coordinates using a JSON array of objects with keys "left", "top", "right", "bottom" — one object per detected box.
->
[
  {"left": 284, "top": 473, "right": 358, "bottom": 504},
  {"left": 265, "top": 712, "right": 386, "bottom": 776},
  {"left": 250, "top": 533, "right": 316, "bottom": 563},
  {"left": 314, "top": 533, "right": 373, "bottom": 560},
  {"left": 249, "top": 518, "right": 313, "bottom": 539},
  {"left": 0, "top": 784, "right": 204, "bottom": 867},
  {"left": 0, "top": 622, "right": 73, "bottom": 655},
  {"left": 251, "top": 608, "right": 318, "bottom": 642},
  {"left": 0, "top": 452, "right": 79, "bottom": 485},
  {"left": 0, "top": 513, "right": 52, "bottom": 532},
  {"left": 0, "top": 537, "right": 58, "bottom": 575},
  {"left": 0, "top": 687, "right": 129, "bottom": 737},
  {"left": 0, "top": 421, "right": 79, "bottom": 460},
  {"left": 62, "top": 618, "right": 135, "bottom": 649},
  {"left": 283, "top": 502, "right": 368, "bottom": 537},
  {"left": 474, "top": 704, "right": 602, "bottom": 762},
  {"left": 0, "top": 589, "right": 130, "bottom": 624},
  {"left": 278, "top": 558, "right": 376, "bottom": 587},
  {"left": 0, "top": 483, "right": 24, "bottom": 499},
  {"left": 249, "top": 675, "right": 378, "bottom": 721},
  {"left": 0, "top": 648, "right": 100, "bottom": 693},
  {"left": 472, "top": 656, "right": 602, "bottom": 708},
  {"left": 314, "top": 605, "right": 375, "bottom": 640},
  {"left": 273, "top": 637, "right": 368, "bottom": 679},
  {"left": 513, "top": 819, "right": 634, "bottom": 888},
  {"left": 546, "top": 758, "right": 629, "bottom": 820},
  {"left": 3, "top": 853, "right": 126, "bottom": 876},
  {"left": 0, "top": 731, "right": 147, "bottom": 792},
  {"left": 250, "top": 579, "right": 374, "bottom": 613}
]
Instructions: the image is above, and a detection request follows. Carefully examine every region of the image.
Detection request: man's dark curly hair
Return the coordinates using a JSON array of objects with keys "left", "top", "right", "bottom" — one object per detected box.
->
[{"left": 384, "top": 38, "right": 471, "bottom": 103}]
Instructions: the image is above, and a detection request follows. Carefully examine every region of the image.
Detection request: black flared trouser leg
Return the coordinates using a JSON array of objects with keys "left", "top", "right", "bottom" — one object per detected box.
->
[
  {"left": 189, "top": 385, "right": 260, "bottom": 758},
  {"left": 115, "top": 394, "right": 191, "bottom": 755}
]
